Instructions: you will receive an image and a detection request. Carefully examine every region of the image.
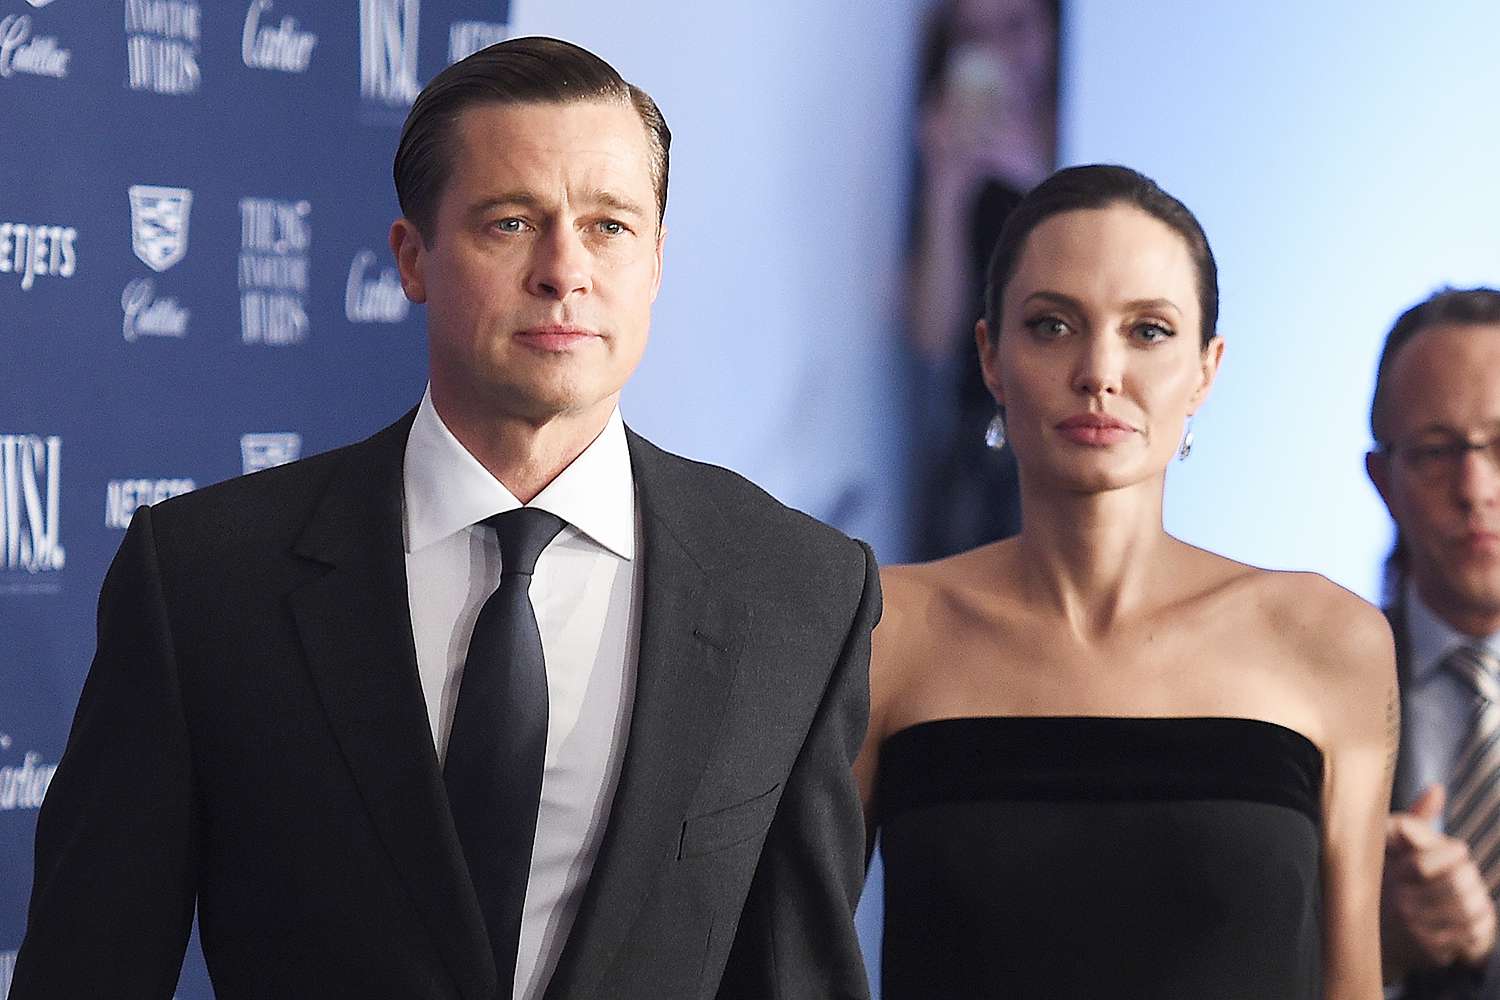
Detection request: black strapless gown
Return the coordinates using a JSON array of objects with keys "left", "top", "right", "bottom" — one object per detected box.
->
[{"left": 875, "top": 717, "right": 1324, "bottom": 1000}]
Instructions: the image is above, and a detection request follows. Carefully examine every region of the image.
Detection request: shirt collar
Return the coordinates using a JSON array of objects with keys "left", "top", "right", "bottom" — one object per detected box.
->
[
  {"left": 403, "top": 386, "right": 635, "bottom": 560},
  {"left": 1406, "top": 577, "right": 1500, "bottom": 681}
]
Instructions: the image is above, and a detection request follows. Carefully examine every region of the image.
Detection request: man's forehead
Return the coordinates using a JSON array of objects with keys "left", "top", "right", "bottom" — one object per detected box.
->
[{"left": 1387, "top": 323, "right": 1500, "bottom": 425}]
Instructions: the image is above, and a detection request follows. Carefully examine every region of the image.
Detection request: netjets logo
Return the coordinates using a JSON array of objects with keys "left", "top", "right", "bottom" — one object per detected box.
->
[
  {"left": 105, "top": 477, "right": 195, "bottom": 529},
  {"left": 0, "top": 221, "right": 77, "bottom": 291},
  {"left": 129, "top": 185, "right": 192, "bottom": 272},
  {"left": 241, "top": 432, "right": 301, "bottom": 474},
  {"left": 0, "top": 434, "right": 64, "bottom": 576},
  {"left": 359, "top": 0, "right": 419, "bottom": 106}
]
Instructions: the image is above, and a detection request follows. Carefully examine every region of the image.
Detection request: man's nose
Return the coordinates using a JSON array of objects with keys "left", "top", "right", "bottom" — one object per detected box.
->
[
  {"left": 1456, "top": 444, "right": 1500, "bottom": 509},
  {"left": 526, "top": 227, "right": 591, "bottom": 300}
]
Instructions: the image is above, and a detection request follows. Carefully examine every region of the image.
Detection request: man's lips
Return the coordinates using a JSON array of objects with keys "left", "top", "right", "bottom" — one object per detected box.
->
[
  {"left": 514, "top": 326, "right": 599, "bottom": 351},
  {"left": 1457, "top": 529, "right": 1500, "bottom": 554},
  {"left": 1055, "top": 413, "right": 1135, "bottom": 446}
]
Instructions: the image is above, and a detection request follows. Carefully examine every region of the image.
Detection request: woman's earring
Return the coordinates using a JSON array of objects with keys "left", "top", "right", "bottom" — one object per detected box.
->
[
  {"left": 1177, "top": 418, "right": 1195, "bottom": 461},
  {"left": 984, "top": 412, "right": 1007, "bottom": 450}
]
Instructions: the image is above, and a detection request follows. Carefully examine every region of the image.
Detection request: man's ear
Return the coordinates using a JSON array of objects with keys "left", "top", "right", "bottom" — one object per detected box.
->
[
  {"left": 975, "top": 318, "right": 1005, "bottom": 407},
  {"left": 389, "top": 218, "right": 427, "bottom": 304},
  {"left": 1367, "top": 449, "right": 1394, "bottom": 511},
  {"left": 649, "top": 223, "right": 666, "bottom": 302}
]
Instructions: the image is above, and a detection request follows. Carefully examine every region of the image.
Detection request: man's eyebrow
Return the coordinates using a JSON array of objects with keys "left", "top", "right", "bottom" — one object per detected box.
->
[
  {"left": 468, "top": 193, "right": 541, "bottom": 217},
  {"left": 466, "top": 191, "right": 649, "bottom": 218},
  {"left": 583, "top": 189, "right": 648, "bottom": 217}
]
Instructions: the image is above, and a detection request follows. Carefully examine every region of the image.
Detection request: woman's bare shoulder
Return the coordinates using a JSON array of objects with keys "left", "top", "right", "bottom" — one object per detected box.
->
[
  {"left": 1249, "top": 569, "right": 1394, "bottom": 674},
  {"left": 874, "top": 544, "right": 1011, "bottom": 684}
]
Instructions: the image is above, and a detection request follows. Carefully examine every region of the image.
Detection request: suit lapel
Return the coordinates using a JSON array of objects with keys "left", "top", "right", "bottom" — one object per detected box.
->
[
  {"left": 544, "top": 431, "right": 746, "bottom": 1000},
  {"left": 286, "top": 412, "right": 495, "bottom": 1000}
]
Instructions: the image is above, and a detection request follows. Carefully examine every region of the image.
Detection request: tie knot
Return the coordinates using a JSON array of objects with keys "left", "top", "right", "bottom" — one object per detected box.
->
[
  {"left": 1446, "top": 642, "right": 1500, "bottom": 700},
  {"left": 484, "top": 508, "right": 565, "bottom": 577}
]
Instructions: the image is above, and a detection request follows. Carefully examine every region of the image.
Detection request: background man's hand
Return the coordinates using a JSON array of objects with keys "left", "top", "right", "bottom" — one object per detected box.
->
[{"left": 1383, "top": 784, "right": 1498, "bottom": 982}]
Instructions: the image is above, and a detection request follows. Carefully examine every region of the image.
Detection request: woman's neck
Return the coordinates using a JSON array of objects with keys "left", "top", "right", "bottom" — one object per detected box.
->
[{"left": 1010, "top": 476, "right": 1174, "bottom": 642}]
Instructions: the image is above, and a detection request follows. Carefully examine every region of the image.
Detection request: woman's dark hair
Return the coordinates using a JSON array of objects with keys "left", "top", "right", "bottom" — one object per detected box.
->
[
  {"left": 982, "top": 164, "right": 1218, "bottom": 348},
  {"left": 394, "top": 36, "right": 670, "bottom": 242}
]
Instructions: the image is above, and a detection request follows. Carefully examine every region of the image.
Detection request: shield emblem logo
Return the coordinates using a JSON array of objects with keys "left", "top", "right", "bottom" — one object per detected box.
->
[{"left": 128, "top": 185, "right": 193, "bottom": 272}]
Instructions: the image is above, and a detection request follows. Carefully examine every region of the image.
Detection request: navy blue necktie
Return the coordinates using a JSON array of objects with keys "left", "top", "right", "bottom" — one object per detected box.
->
[{"left": 444, "top": 507, "right": 565, "bottom": 997}]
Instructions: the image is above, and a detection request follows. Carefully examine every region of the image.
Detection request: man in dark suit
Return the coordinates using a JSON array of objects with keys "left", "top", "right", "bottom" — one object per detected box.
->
[
  {"left": 13, "top": 38, "right": 877, "bottom": 1000},
  {"left": 1370, "top": 287, "right": 1500, "bottom": 998}
]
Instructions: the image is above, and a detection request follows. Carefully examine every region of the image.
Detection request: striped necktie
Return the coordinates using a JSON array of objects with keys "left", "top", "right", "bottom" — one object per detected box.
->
[{"left": 1444, "top": 641, "right": 1500, "bottom": 893}]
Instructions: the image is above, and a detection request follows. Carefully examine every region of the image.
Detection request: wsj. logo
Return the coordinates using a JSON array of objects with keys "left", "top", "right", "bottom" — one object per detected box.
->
[
  {"left": 0, "top": 14, "right": 71, "bottom": 79},
  {"left": 121, "top": 277, "right": 189, "bottom": 341},
  {"left": 126, "top": 0, "right": 201, "bottom": 96},
  {"left": 448, "top": 20, "right": 506, "bottom": 64},
  {"left": 0, "top": 221, "right": 77, "bottom": 291},
  {"left": 359, "top": 0, "right": 419, "bottom": 106},
  {"left": 241, "top": 433, "right": 301, "bottom": 475},
  {"left": 345, "top": 249, "right": 408, "bottom": 323},
  {"left": 105, "top": 478, "right": 195, "bottom": 529},
  {"left": 242, "top": 0, "right": 316, "bottom": 73},
  {"left": 129, "top": 185, "right": 192, "bottom": 272},
  {"left": 0, "top": 435, "right": 65, "bottom": 574}
]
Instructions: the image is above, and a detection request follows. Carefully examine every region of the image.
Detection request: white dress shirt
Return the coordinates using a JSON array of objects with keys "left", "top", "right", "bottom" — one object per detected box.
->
[
  {"left": 1400, "top": 579, "right": 1500, "bottom": 817},
  {"left": 403, "top": 388, "right": 640, "bottom": 1000}
]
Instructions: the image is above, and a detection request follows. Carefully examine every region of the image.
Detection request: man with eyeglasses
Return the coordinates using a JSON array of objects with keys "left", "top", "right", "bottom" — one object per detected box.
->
[{"left": 1369, "top": 287, "right": 1500, "bottom": 998}]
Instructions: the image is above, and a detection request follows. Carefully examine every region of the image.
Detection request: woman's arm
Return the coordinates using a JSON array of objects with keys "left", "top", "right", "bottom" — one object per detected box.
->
[{"left": 1312, "top": 585, "right": 1400, "bottom": 999}]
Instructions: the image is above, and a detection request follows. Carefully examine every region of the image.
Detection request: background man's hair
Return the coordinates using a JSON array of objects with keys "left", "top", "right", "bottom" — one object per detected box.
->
[{"left": 394, "top": 36, "right": 671, "bottom": 241}]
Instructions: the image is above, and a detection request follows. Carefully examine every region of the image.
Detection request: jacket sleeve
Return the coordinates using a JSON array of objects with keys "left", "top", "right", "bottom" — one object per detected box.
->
[
  {"left": 12, "top": 505, "right": 197, "bottom": 999},
  {"left": 714, "top": 539, "right": 880, "bottom": 1000}
]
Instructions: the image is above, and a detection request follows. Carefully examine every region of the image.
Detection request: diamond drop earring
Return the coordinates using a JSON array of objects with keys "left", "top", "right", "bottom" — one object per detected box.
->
[
  {"left": 984, "top": 412, "right": 1007, "bottom": 450},
  {"left": 1177, "top": 418, "right": 1195, "bottom": 461}
]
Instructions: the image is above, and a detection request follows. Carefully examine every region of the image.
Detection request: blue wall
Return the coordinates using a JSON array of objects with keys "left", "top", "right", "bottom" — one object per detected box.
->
[{"left": 1063, "top": 1, "right": 1500, "bottom": 600}]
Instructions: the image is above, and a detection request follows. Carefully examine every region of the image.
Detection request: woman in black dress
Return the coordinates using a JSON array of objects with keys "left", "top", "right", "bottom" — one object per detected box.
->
[{"left": 857, "top": 165, "right": 1395, "bottom": 999}]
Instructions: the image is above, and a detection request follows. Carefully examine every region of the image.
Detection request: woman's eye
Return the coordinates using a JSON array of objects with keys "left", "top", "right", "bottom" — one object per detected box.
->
[
  {"left": 1135, "top": 322, "right": 1174, "bottom": 343},
  {"left": 1025, "top": 316, "right": 1070, "bottom": 338}
]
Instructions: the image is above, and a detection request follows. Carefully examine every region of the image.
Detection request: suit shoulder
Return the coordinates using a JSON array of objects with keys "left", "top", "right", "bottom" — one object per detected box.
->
[
  {"left": 635, "top": 435, "right": 864, "bottom": 563},
  {"left": 145, "top": 418, "right": 406, "bottom": 553}
]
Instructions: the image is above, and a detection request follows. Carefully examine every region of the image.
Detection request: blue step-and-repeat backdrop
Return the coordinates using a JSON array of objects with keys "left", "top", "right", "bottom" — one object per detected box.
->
[{"left": 0, "top": 1, "right": 509, "bottom": 993}]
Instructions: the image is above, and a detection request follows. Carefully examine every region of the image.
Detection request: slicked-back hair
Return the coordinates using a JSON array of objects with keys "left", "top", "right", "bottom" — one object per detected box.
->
[
  {"left": 393, "top": 36, "right": 670, "bottom": 242},
  {"left": 982, "top": 164, "right": 1219, "bottom": 349},
  {"left": 1370, "top": 287, "right": 1500, "bottom": 446}
]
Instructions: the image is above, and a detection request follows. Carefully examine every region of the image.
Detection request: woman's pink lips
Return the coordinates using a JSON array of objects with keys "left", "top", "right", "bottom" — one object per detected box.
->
[{"left": 1055, "top": 414, "right": 1135, "bottom": 446}]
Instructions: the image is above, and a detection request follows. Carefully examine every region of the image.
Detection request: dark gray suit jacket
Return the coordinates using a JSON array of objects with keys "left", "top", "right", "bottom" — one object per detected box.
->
[
  {"left": 14, "top": 412, "right": 879, "bottom": 1000},
  {"left": 1389, "top": 601, "right": 1492, "bottom": 1000}
]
